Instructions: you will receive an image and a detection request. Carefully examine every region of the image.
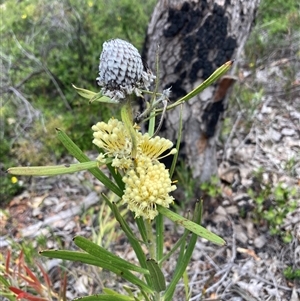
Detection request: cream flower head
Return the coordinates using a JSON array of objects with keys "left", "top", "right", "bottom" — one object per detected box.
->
[
  {"left": 122, "top": 156, "right": 176, "bottom": 220},
  {"left": 92, "top": 118, "right": 177, "bottom": 219},
  {"left": 138, "top": 133, "right": 176, "bottom": 160},
  {"left": 92, "top": 118, "right": 133, "bottom": 167}
]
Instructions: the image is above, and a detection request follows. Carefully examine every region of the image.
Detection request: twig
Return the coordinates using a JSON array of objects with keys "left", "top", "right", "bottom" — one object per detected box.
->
[
  {"left": 266, "top": 268, "right": 281, "bottom": 301},
  {"left": 8, "top": 86, "right": 45, "bottom": 136},
  {"left": 203, "top": 219, "right": 237, "bottom": 295},
  {"left": 153, "top": 98, "right": 168, "bottom": 136},
  {"left": 14, "top": 69, "right": 44, "bottom": 89},
  {"left": 203, "top": 253, "right": 221, "bottom": 272},
  {"left": 223, "top": 110, "right": 243, "bottom": 161},
  {"left": 243, "top": 270, "right": 293, "bottom": 292}
]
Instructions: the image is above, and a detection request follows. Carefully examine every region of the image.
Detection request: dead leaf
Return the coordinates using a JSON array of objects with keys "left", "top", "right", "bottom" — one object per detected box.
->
[{"left": 237, "top": 247, "right": 260, "bottom": 261}]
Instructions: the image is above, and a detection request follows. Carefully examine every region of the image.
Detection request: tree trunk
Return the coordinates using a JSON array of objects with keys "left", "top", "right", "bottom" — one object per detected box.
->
[{"left": 143, "top": 0, "right": 260, "bottom": 183}]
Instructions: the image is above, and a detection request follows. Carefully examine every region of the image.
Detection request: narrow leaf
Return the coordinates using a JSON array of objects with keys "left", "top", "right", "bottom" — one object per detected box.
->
[
  {"left": 7, "top": 161, "right": 98, "bottom": 176},
  {"left": 73, "top": 236, "right": 149, "bottom": 275},
  {"left": 106, "top": 200, "right": 152, "bottom": 287},
  {"left": 163, "top": 201, "right": 202, "bottom": 301},
  {"left": 40, "top": 250, "right": 152, "bottom": 294},
  {"left": 157, "top": 205, "right": 225, "bottom": 245},
  {"left": 165, "top": 60, "right": 233, "bottom": 111},
  {"left": 72, "top": 84, "right": 116, "bottom": 104},
  {"left": 9, "top": 287, "right": 48, "bottom": 301},
  {"left": 72, "top": 84, "right": 97, "bottom": 99},
  {"left": 89, "top": 93, "right": 115, "bottom": 104},
  {"left": 56, "top": 129, "right": 122, "bottom": 197},
  {"left": 0, "top": 274, "right": 10, "bottom": 287},
  {"left": 23, "top": 264, "right": 41, "bottom": 288},
  {"left": 146, "top": 259, "right": 166, "bottom": 292},
  {"left": 169, "top": 104, "right": 182, "bottom": 178},
  {"left": 74, "top": 295, "right": 134, "bottom": 301},
  {"left": 36, "top": 263, "right": 52, "bottom": 288}
]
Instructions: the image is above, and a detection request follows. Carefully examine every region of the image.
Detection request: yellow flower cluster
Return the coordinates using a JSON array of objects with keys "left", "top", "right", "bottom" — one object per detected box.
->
[{"left": 92, "top": 118, "right": 177, "bottom": 219}]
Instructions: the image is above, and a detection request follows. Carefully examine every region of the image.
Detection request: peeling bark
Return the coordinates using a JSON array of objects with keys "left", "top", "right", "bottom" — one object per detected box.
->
[{"left": 143, "top": 0, "right": 260, "bottom": 182}]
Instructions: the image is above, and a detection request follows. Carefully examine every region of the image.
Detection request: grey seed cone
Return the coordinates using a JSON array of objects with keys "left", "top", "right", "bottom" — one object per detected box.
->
[{"left": 97, "top": 39, "right": 155, "bottom": 102}]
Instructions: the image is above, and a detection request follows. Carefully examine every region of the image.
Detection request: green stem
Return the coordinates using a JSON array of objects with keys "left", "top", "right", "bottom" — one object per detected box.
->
[
  {"left": 148, "top": 109, "right": 156, "bottom": 136},
  {"left": 145, "top": 219, "right": 156, "bottom": 260},
  {"left": 120, "top": 99, "right": 137, "bottom": 158},
  {"left": 145, "top": 220, "right": 163, "bottom": 301},
  {"left": 155, "top": 214, "right": 164, "bottom": 264}
]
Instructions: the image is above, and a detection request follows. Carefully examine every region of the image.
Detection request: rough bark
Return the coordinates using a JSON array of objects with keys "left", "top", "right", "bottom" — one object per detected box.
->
[{"left": 143, "top": 0, "right": 260, "bottom": 183}]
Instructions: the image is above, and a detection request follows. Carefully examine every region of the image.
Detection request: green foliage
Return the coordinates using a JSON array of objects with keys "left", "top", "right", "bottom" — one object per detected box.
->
[
  {"left": 258, "top": 0, "right": 300, "bottom": 35},
  {"left": 0, "top": 104, "right": 24, "bottom": 203},
  {"left": 245, "top": 0, "right": 300, "bottom": 62},
  {"left": 284, "top": 156, "right": 297, "bottom": 177},
  {"left": 6, "top": 57, "right": 232, "bottom": 298},
  {"left": 200, "top": 176, "right": 222, "bottom": 198},
  {"left": 283, "top": 266, "right": 300, "bottom": 280},
  {"left": 0, "top": 176, "right": 23, "bottom": 206},
  {"left": 248, "top": 170, "right": 297, "bottom": 242}
]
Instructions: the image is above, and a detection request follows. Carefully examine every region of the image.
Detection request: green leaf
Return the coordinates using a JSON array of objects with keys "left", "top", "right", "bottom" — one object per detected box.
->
[
  {"left": 103, "top": 288, "right": 132, "bottom": 297},
  {"left": 56, "top": 129, "right": 123, "bottom": 197},
  {"left": 182, "top": 269, "right": 191, "bottom": 301},
  {"left": 90, "top": 93, "right": 115, "bottom": 104},
  {"left": 73, "top": 236, "right": 149, "bottom": 275},
  {"left": 169, "top": 104, "right": 183, "bottom": 178},
  {"left": 163, "top": 201, "right": 202, "bottom": 301},
  {"left": 107, "top": 201, "right": 153, "bottom": 286},
  {"left": 72, "top": 84, "right": 98, "bottom": 99},
  {"left": 0, "top": 274, "right": 10, "bottom": 287},
  {"left": 157, "top": 205, "right": 225, "bottom": 246},
  {"left": 165, "top": 61, "right": 233, "bottom": 111},
  {"left": 0, "top": 292, "right": 15, "bottom": 301},
  {"left": 40, "top": 250, "right": 153, "bottom": 294},
  {"left": 71, "top": 85, "right": 117, "bottom": 104},
  {"left": 7, "top": 161, "right": 98, "bottom": 176},
  {"left": 146, "top": 258, "right": 166, "bottom": 292},
  {"left": 74, "top": 293, "right": 134, "bottom": 301}
]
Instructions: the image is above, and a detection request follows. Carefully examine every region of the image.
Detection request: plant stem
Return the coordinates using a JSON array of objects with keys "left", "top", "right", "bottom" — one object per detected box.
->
[
  {"left": 145, "top": 219, "right": 156, "bottom": 260},
  {"left": 145, "top": 219, "right": 162, "bottom": 301},
  {"left": 121, "top": 98, "right": 137, "bottom": 158}
]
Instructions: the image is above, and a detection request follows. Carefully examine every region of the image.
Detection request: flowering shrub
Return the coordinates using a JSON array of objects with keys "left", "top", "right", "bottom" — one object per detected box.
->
[{"left": 7, "top": 38, "right": 232, "bottom": 300}]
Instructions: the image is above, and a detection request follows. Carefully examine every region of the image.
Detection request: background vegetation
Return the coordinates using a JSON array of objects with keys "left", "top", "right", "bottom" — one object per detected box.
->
[{"left": 1, "top": 0, "right": 299, "bottom": 202}]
